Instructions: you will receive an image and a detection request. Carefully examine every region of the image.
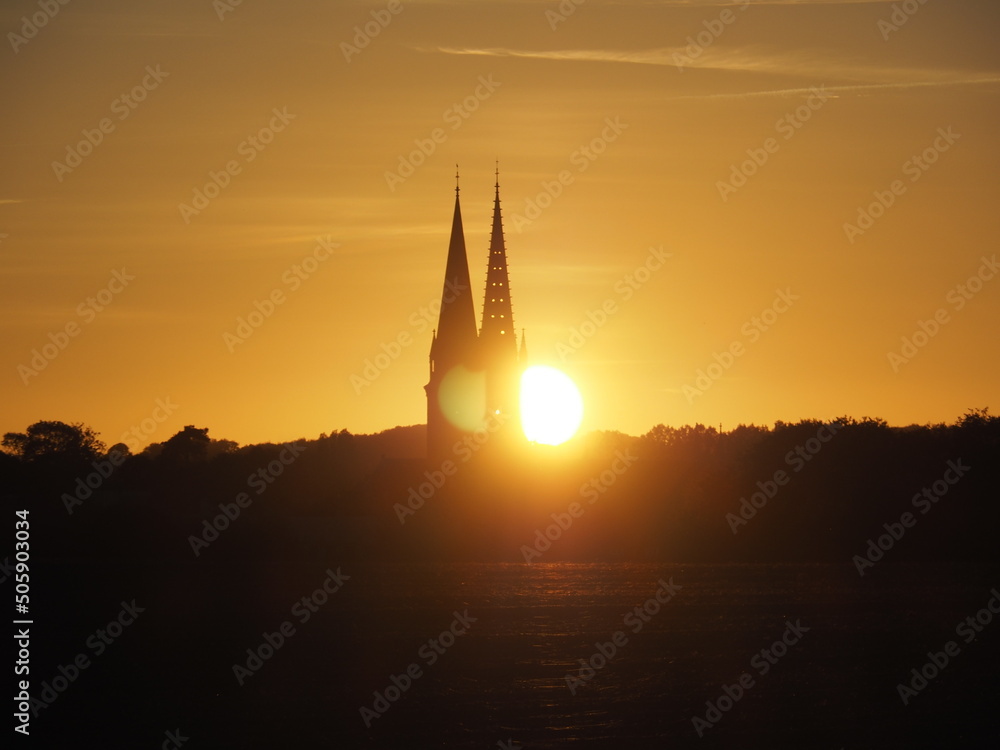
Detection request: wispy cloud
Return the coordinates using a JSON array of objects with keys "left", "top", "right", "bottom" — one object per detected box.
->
[
  {"left": 421, "top": 46, "right": 1000, "bottom": 98},
  {"left": 667, "top": 77, "right": 1000, "bottom": 100}
]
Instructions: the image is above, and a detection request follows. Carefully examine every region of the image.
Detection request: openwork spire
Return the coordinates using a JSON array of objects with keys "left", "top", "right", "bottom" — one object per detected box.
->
[{"left": 479, "top": 164, "right": 516, "bottom": 353}]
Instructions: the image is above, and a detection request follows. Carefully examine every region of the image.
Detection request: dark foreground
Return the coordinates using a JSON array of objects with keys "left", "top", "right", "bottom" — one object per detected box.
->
[{"left": 22, "top": 561, "right": 1000, "bottom": 748}]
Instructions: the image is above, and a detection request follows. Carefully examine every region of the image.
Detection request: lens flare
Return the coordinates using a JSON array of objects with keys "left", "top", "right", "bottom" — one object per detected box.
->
[{"left": 438, "top": 365, "right": 487, "bottom": 432}]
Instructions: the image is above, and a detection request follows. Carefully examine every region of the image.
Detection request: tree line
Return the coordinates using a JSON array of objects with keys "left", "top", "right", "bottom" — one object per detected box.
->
[{"left": 2, "top": 410, "right": 997, "bottom": 564}]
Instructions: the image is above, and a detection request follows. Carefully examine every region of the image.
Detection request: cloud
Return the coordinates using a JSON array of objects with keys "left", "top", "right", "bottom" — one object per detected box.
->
[
  {"left": 427, "top": 47, "right": 674, "bottom": 66},
  {"left": 422, "top": 46, "right": 1000, "bottom": 98},
  {"left": 667, "top": 77, "right": 1000, "bottom": 100}
]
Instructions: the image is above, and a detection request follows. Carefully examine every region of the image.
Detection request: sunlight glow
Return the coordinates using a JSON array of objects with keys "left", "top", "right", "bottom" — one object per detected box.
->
[
  {"left": 439, "top": 365, "right": 487, "bottom": 432},
  {"left": 520, "top": 366, "right": 584, "bottom": 446}
]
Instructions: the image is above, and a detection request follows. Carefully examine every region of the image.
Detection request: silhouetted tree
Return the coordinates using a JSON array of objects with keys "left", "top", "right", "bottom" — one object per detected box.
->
[
  {"left": 107, "top": 442, "right": 131, "bottom": 460},
  {"left": 208, "top": 438, "right": 239, "bottom": 457},
  {"left": 2, "top": 420, "right": 105, "bottom": 464},
  {"left": 156, "top": 425, "right": 212, "bottom": 464}
]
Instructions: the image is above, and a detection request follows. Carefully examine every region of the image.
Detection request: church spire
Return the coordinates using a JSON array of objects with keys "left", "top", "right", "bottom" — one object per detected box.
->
[
  {"left": 479, "top": 163, "right": 516, "bottom": 353},
  {"left": 425, "top": 170, "right": 480, "bottom": 460},
  {"left": 478, "top": 163, "right": 520, "bottom": 425},
  {"left": 432, "top": 166, "right": 478, "bottom": 358}
]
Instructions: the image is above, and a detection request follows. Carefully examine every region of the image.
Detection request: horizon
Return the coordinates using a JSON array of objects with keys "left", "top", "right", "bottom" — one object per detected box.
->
[
  {"left": 11, "top": 407, "right": 992, "bottom": 454},
  {"left": 3, "top": 0, "right": 999, "bottom": 447}
]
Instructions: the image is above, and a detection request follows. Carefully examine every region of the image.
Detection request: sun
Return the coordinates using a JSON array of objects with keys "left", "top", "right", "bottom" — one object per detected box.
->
[{"left": 520, "top": 365, "right": 584, "bottom": 446}]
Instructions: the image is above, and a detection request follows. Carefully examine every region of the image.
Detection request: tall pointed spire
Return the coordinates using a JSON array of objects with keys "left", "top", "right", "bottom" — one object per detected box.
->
[
  {"left": 433, "top": 165, "right": 477, "bottom": 356},
  {"left": 479, "top": 162, "right": 516, "bottom": 354},
  {"left": 478, "top": 163, "right": 520, "bottom": 424},
  {"left": 425, "top": 169, "right": 481, "bottom": 460}
]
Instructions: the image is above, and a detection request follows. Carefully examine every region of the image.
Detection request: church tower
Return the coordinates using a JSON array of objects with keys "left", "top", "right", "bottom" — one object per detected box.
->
[
  {"left": 425, "top": 167, "right": 525, "bottom": 461},
  {"left": 425, "top": 171, "right": 479, "bottom": 461},
  {"left": 478, "top": 166, "right": 521, "bottom": 431}
]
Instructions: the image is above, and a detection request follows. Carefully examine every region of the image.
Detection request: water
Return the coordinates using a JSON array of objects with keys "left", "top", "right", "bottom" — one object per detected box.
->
[{"left": 35, "top": 561, "right": 1000, "bottom": 748}]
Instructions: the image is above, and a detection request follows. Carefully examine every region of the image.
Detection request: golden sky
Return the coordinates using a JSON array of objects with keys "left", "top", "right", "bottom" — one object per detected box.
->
[{"left": 2, "top": 0, "right": 998, "bottom": 448}]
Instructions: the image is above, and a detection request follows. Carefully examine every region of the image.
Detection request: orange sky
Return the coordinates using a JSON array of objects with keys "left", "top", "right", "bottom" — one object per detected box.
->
[{"left": 2, "top": 0, "right": 998, "bottom": 448}]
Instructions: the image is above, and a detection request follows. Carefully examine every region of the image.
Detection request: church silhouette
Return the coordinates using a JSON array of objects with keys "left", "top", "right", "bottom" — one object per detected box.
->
[{"left": 425, "top": 167, "right": 527, "bottom": 460}]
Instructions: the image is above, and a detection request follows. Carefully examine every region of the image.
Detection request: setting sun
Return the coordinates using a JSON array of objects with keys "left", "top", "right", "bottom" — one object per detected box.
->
[{"left": 520, "top": 365, "right": 584, "bottom": 446}]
